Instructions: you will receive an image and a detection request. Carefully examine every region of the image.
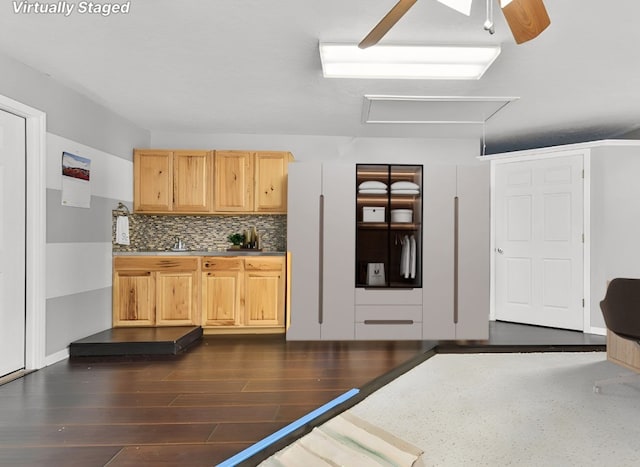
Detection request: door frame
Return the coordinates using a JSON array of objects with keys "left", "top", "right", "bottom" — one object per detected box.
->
[
  {"left": 488, "top": 148, "right": 594, "bottom": 334},
  {"left": 0, "top": 94, "right": 47, "bottom": 370}
]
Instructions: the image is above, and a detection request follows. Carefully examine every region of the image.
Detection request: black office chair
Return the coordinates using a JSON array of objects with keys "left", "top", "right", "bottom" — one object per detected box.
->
[{"left": 594, "top": 278, "right": 640, "bottom": 393}]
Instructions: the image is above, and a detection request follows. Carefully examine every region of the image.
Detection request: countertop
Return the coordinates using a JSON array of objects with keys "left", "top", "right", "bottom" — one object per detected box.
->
[{"left": 113, "top": 250, "right": 286, "bottom": 257}]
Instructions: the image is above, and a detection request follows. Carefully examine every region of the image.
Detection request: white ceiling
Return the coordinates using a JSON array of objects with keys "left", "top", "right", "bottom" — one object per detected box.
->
[{"left": 1, "top": 0, "right": 639, "bottom": 153}]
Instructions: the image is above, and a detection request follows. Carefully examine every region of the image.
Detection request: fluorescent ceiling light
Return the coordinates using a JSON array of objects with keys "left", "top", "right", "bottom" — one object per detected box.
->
[{"left": 319, "top": 43, "right": 501, "bottom": 80}]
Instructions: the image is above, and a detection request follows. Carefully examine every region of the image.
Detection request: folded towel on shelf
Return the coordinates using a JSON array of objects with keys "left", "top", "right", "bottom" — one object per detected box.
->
[
  {"left": 116, "top": 215, "right": 130, "bottom": 245},
  {"left": 391, "top": 181, "right": 419, "bottom": 190},
  {"left": 391, "top": 189, "right": 420, "bottom": 195},
  {"left": 359, "top": 188, "right": 388, "bottom": 194},
  {"left": 359, "top": 180, "right": 387, "bottom": 190}
]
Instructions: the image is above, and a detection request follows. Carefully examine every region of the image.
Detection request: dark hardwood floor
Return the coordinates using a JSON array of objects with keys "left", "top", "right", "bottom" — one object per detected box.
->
[{"left": 0, "top": 322, "right": 605, "bottom": 467}]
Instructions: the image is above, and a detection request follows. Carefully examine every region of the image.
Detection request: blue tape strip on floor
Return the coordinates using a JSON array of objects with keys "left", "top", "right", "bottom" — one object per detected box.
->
[{"left": 217, "top": 387, "right": 360, "bottom": 467}]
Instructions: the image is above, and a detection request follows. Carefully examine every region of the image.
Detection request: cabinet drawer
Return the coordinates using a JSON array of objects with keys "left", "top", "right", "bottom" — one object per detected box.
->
[
  {"left": 355, "top": 288, "right": 422, "bottom": 306},
  {"left": 245, "top": 257, "right": 284, "bottom": 271},
  {"left": 355, "top": 305, "right": 422, "bottom": 323},
  {"left": 355, "top": 321, "right": 423, "bottom": 340},
  {"left": 114, "top": 256, "right": 198, "bottom": 271},
  {"left": 202, "top": 257, "right": 243, "bottom": 271}
]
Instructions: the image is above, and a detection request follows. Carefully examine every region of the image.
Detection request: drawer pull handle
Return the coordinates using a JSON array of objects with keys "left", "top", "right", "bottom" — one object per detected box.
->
[{"left": 363, "top": 319, "right": 414, "bottom": 325}]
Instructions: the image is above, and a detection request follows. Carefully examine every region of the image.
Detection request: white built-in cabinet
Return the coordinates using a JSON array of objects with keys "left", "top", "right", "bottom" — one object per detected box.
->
[
  {"left": 286, "top": 162, "right": 355, "bottom": 340},
  {"left": 456, "top": 166, "right": 491, "bottom": 338},
  {"left": 355, "top": 288, "right": 423, "bottom": 339},
  {"left": 287, "top": 160, "right": 489, "bottom": 341},
  {"left": 422, "top": 165, "right": 490, "bottom": 340}
]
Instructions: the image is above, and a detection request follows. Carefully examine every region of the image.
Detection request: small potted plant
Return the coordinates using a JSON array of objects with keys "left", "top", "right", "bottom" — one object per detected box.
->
[{"left": 227, "top": 233, "right": 245, "bottom": 249}]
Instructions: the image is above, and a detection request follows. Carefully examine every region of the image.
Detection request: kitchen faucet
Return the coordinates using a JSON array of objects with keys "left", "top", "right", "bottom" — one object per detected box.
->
[{"left": 173, "top": 236, "right": 186, "bottom": 250}]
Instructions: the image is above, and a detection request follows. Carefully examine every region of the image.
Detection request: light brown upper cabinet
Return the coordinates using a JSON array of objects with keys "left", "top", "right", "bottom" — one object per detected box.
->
[
  {"left": 134, "top": 149, "right": 213, "bottom": 213},
  {"left": 214, "top": 150, "right": 292, "bottom": 213},
  {"left": 213, "top": 150, "right": 254, "bottom": 212},
  {"left": 254, "top": 152, "right": 290, "bottom": 213},
  {"left": 173, "top": 151, "right": 212, "bottom": 212},
  {"left": 134, "top": 150, "right": 172, "bottom": 212},
  {"left": 134, "top": 148, "right": 291, "bottom": 214}
]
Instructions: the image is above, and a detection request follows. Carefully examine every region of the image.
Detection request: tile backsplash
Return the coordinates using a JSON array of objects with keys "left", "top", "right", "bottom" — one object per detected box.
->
[{"left": 112, "top": 213, "right": 287, "bottom": 252}]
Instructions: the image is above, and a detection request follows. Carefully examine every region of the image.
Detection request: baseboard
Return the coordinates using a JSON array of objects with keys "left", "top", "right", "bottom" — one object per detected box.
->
[
  {"left": 589, "top": 326, "right": 607, "bottom": 336},
  {"left": 44, "top": 348, "right": 69, "bottom": 366}
]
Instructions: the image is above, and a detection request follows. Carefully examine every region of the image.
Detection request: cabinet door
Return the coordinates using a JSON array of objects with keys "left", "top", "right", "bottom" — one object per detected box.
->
[
  {"left": 202, "top": 271, "right": 243, "bottom": 326},
  {"left": 173, "top": 150, "right": 212, "bottom": 212},
  {"left": 422, "top": 165, "right": 457, "bottom": 339},
  {"left": 254, "top": 152, "right": 289, "bottom": 213},
  {"left": 286, "top": 162, "right": 322, "bottom": 340},
  {"left": 322, "top": 163, "right": 356, "bottom": 339},
  {"left": 113, "top": 271, "right": 155, "bottom": 326},
  {"left": 245, "top": 258, "right": 285, "bottom": 326},
  {"left": 134, "top": 150, "right": 173, "bottom": 212},
  {"left": 214, "top": 150, "right": 254, "bottom": 212},
  {"left": 456, "top": 164, "right": 490, "bottom": 340},
  {"left": 155, "top": 271, "right": 198, "bottom": 325},
  {"left": 421, "top": 164, "right": 490, "bottom": 340}
]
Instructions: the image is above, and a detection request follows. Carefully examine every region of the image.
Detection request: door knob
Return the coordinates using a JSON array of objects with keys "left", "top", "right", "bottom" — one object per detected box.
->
[{"left": 496, "top": 248, "right": 504, "bottom": 254}]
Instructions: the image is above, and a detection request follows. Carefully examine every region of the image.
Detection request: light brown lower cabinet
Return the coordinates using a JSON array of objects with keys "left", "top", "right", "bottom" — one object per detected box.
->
[
  {"left": 202, "top": 256, "right": 285, "bottom": 330},
  {"left": 113, "top": 256, "right": 199, "bottom": 327},
  {"left": 245, "top": 258, "right": 286, "bottom": 326},
  {"left": 113, "top": 255, "right": 285, "bottom": 331},
  {"left": 113, "top": 270, "right": 155, "bottom": 326},
  {"left": 201, "top": 258, "right": 243, "bottom": 326}
]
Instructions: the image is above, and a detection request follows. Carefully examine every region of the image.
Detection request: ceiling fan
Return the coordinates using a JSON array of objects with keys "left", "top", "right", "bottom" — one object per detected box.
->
[{"left": 358, "top": 0, "right": 551, "bottom": 48}]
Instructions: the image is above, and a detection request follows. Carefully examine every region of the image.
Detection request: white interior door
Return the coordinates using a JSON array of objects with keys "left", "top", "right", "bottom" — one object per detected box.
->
[
  {"left": 494, "top": 155, "right": 584, "bottom": 330},
  {"left": 0, "top": 109, "right": 26, "bottom": 377}
]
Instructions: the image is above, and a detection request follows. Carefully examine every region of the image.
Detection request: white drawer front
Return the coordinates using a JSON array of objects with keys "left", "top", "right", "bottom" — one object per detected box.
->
[
  {"left": 355, "top": 305, "right": 423, "bottom": 323},
  {"left": 355, "top": 288, "right": 422, "bottom": 306},
  {"left": 355, "top": 321, "right": 423, "bottom": 340}
]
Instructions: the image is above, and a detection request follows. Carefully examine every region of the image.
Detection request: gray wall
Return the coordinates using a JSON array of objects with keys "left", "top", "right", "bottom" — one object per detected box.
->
[
  {"left": 0, "top": 53, "right": 148, "bottom": 160},
  {"left": 590, "top": 145, "right": 640, "bottom": 329},
  {"left": 0, "top": 51, "right": 150, "bottom": 358}
]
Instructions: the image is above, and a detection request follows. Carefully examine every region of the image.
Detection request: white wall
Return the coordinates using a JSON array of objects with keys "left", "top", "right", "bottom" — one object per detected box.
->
[
  {"left": 150, "top": 131, "right": 483, "bottom": 166},
  {"left": 0, "top": 51, "right": 149, "bottom": 361},
  {"left": 590, "top": 145, "right": 640, "bottom": 329},
  {"left": 0, "top": 53, "right": 148, "bottom": 160}
]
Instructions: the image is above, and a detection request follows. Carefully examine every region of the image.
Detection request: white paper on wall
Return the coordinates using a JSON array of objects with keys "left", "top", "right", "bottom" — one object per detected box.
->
[{"left": 61, "top": 151, "right": 91, "bottom": 208}]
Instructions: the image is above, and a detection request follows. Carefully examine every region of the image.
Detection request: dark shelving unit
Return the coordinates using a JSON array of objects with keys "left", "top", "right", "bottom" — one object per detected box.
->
[{"left": 355, "top": 164, "right": 423, "bottom": 288}]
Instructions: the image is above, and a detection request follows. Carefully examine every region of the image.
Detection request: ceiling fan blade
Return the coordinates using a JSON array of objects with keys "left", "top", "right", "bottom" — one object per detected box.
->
[
  {"left": 501, "top": 0, "right": 550, "bottom": 44},
  {"left": 359, "top": 0, "right": 418, "bottom": 49}
]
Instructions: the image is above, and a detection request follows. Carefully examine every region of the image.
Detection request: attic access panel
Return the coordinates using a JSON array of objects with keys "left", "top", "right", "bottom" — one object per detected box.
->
[{"left": 362, "top": 95, "right": 518, "bottom": 124}]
